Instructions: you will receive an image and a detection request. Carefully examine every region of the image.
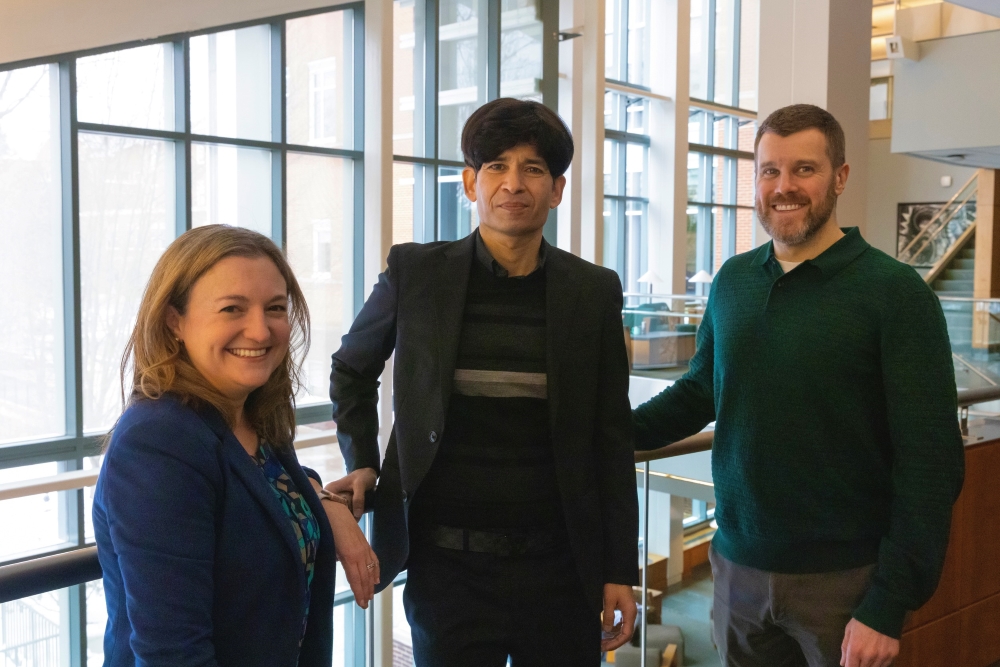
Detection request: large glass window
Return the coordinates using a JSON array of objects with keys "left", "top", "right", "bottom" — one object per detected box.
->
[
  {"left": 690, "top": 0, "right": 758, "bottom": 111},
  {"left": 0, "top": 8, "right": 363, "bottom": 664},
  {"left": 604, "top": 91, "right": 650, "bottom": 293},
  {"left": 392, "top": 0, "right": 558, "bottom": 244},
  {"left": 0, "top": 64, "right": 65, "bottom": 445}
]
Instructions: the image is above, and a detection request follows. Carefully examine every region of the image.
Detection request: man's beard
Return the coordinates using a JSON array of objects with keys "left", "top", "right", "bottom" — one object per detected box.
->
[{"left": 756, "top": 177, "right": 838, "bottom": 246}]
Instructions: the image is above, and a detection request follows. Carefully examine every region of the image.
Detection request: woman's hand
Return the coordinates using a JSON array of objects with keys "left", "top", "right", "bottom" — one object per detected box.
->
[{"left": 325, "top": 501, "right": 380, "bottom": 608}]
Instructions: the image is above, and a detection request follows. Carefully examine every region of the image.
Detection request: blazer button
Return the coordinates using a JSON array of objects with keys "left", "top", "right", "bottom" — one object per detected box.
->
[{"left": 429, "top": 430, "right": 438, "bottom": 443}]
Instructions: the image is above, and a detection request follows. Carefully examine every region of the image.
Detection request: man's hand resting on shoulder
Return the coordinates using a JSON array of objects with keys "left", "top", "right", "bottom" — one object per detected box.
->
[{"left": 326, "top": 468, "right": 377, "bottom": 520}]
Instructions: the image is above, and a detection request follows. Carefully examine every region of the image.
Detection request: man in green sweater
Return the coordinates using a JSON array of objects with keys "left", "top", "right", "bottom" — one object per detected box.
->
[{"left": 633, "top": 104, "right": 964, "bottom": 667}]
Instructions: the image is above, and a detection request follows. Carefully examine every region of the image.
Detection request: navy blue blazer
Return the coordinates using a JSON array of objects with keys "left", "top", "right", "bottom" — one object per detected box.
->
[{"left": 93, "top": 395, "right": 336, "bottom": 667}]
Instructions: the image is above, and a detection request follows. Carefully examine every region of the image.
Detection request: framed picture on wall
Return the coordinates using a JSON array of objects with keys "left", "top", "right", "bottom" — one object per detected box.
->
[{"left": 897, "top": 201, "right": 976, "bottom": 266}]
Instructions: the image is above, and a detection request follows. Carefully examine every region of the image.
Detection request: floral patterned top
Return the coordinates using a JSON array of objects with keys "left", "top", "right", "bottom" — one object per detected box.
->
[{"left": 254, "top": 444, "right": 321, "bottom": 646}]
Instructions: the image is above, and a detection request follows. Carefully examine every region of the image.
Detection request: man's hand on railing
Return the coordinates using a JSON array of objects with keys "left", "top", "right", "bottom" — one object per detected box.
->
[{"left": 326, "top": 467, "right": 377, "bottom": 520}]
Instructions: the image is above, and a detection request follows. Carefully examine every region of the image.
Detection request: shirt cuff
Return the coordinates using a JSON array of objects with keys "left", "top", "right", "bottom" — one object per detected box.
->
[{"left": 853, "top": 584, "right": 909, "bottom": 640}]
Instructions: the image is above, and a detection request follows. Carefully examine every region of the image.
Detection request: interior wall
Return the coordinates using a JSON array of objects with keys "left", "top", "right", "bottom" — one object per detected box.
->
[
  {"left": 0, "top": 0, "right": 352, "bottom": 66},
  {"left": 866, "top": 137, "right": 976, "bottom": 257}
]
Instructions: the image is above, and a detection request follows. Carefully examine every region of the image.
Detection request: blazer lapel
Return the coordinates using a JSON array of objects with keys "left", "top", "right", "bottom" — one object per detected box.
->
[
  {"left": 545, "top": 248, "right": 582, "bottom": 437},
  {"left": 199, "top": 409, "right": 307, "bottom": 591},
  {"left": 433, "top": 234, "right": 476, "bottom": 423}
]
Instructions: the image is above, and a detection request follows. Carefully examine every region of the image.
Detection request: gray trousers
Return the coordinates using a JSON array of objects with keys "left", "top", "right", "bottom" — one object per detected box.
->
[{"left": 710, "top": 545, "right": 877, "bottom": 667}]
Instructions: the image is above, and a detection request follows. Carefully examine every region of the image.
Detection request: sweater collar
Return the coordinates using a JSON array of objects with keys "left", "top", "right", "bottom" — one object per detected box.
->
[{"left": 752, "top": 227, "right": 869, "bottom": 277}]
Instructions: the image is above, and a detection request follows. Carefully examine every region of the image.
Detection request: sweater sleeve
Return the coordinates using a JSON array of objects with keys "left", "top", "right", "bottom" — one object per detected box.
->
[
  {"left": 632, "top": 292, "right": 718, "bottom": 451},
  {"left": 852, "top": 282, "right": 965, "bottom": 639}
]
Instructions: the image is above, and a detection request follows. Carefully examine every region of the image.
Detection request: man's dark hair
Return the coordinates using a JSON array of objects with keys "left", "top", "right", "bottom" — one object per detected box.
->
[
  {"left": 461, "top": 98, "right": 574, "bottom": 178},
  {"left": 754, "top": 104, "right": 846, "bottom": 169}
]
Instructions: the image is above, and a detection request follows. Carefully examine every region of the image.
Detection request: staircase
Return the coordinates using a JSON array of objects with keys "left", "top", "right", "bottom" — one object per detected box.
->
[{"left": 932, "top": 240, "right": 975, "bottom": 347}]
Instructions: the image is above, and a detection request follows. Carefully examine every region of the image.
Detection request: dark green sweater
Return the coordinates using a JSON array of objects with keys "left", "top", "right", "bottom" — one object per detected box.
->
[{"left": 634, "top": 228, "right": 964, "bottom": 639}]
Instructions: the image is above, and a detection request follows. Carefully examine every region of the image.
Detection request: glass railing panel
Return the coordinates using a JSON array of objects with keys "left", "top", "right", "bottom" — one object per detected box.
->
[
  {"left": 623, "top": 293, "right": 706, "bottom": 379},
  {"left": 898, "top": 174, "right": 978, "bottom": 267}
]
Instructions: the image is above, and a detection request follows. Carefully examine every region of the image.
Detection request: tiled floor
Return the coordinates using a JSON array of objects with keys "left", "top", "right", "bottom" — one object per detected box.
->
[{"left": 657, "top": 562, "right": 722, "bottom": 667}]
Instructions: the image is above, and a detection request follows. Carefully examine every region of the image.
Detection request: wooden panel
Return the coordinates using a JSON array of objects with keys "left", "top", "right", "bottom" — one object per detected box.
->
[
  {"left": 960, "top": 442, "right": 1000, "bottom": 607},
  {"left": 959, "top": 592, "right": 1000, "bottom": 667},
  {"left": 896, "top": 612, "right": 961, "bottom": 667},
  {"left": 683, "top": 541, "right": 711, "bottom": 579},
  {"left": 905, "top": 486, "right": 964, "bottom": 630}
]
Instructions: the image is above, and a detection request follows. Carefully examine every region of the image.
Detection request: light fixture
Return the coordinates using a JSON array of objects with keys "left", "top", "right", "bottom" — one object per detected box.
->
[{"left": 688, "top": 270, "right": 713, "bottom": 284}]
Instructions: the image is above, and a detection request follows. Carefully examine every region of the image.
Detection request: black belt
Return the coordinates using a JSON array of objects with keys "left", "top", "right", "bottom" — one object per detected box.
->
[{"left": 425, "top": 525, "right": 563, "bottom": 557}]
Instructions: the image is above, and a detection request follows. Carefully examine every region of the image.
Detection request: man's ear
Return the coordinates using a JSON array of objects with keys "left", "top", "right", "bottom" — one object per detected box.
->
[
  {"left": 834, "top": 162, "right": 850, "bottom": 196},
  {"left": 462, "top": 166, "right": 478, "bottom": 202},
  {"left": 550, "top": 174, "right": 567, "bottom": 209}
]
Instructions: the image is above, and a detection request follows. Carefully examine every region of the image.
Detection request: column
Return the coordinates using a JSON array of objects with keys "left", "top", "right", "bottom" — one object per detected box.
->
[
  {"left": 578, "top": 0, "right": 606, "bottom": 264},
  {"left": 647, "top": 0, "right": 691, "bottom": 296},
  {"left": 973, "top": 169, "right": 1000, "bottom": 350},
  {"left": 756, "top": 0, "right": 871, "bottom": 243},
  {"left": 364, "top": 1, "right": 395, "bottom": 665},
  {"left": 557, "top": 0, "right": 585, "bottom": 255}
]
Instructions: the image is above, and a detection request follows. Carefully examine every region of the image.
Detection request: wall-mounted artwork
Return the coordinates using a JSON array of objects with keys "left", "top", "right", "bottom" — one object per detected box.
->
[{"left": 897, "top": 201, "right": 976, "bottom": 266}]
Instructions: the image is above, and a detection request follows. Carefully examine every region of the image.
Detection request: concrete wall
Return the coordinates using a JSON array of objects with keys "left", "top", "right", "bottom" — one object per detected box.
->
[
  {"left": 866, "top": 137, "right": 976, "bottom": 257},
  {"left": 0, "top": 0, "right": 353, "bottom": 66},
  {"left": 892, "top": 29, "right": 1000, "bottom": 157}
]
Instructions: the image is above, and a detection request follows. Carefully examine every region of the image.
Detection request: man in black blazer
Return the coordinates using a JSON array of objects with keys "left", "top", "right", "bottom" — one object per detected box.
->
[{"left": 328, "top": 98, "right": 638, "bottom": 666}]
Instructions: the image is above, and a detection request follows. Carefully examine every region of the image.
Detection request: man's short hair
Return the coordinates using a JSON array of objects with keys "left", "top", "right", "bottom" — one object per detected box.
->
[
  {"left": 461, "top": 98, "right": 574, "bottom": 179},
  {"left": 754, "top": 104, "right": 846, "bottom": 169}
]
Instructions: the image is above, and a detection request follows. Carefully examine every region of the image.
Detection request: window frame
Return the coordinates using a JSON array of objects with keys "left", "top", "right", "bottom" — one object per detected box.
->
[{"left": 0, "top": 2, "right": 365, "bottom": 471}]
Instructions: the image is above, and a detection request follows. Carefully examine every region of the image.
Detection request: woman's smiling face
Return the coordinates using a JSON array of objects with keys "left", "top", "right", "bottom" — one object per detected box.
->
[{"left": 167, "top": 255, "right": 291, "bottom": 404}]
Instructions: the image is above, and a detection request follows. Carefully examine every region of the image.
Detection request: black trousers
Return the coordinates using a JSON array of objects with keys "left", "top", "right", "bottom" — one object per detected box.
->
[{"left": 403, "top": 541, "right": 601, "bottom": 667}]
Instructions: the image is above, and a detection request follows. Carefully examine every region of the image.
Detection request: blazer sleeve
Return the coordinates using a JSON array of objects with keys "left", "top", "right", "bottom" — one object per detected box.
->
[
  {"left": 330, "top": 245, "right": 401, "bottom": 474},
  {"left": 102, "top": 411, "right": 221, "bottom": 667},
  {"left": 595, "top": 274, "right": 641, "bottom": 586}
]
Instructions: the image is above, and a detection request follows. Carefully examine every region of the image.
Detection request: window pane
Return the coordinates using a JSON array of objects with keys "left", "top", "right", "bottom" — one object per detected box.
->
[
  {"left": 287, "top": 10, "right": 354, "bottom": 149},
  {"left": 439, "top": 0, "right": 486, "bottom": 161},
  {"left": 625, "top": 200, "right": 646, "bottom": 293},
  {"left": 438, "top": 166, "right": 476, "bottom": 241},
  {"left": 686, "top": 207, "right": 698, "bottom": 291},
  {"left": 286, "top": 153, "right": 354, "bottom": 405},
  {"left": 712, "top": 154, "right": 727, "bottom": 203},
  {"left": 737, "top": 116, "right": 756, "bottom": 152},
  {"left": 190, "top": 25, "right": 272, "bottom": 141},
  {"left": 0, "top": 590, "right": 69, "bottom": 664},
  {"left": 713, "top": 0, "right": 735, "bottom": 106},
  {"left": 714, "top": 205, "right": 727, "bottom": 272},
  {"left": 689, "top": 0, "right": 708, "bottom": 100},
  {"left": 688, "top": 109, "right": 707, "bottom": 145},
  {"left": 79, "top": 134, "right": 175, "bottom": 432},
  {"left": 739, "top": 0, "right": 759, "bottom": 111},
  {"left": 295, "top": 439, "right": 347, "bottom": 491},
  {"left": 500, "top": 0, "right": 543, "bottom": 101},
  {"left": 393, "top": 161, "right": 416, "bottom": 244},
  {"left": 625, "top": 142, "right": 647, "bottom": 197},
  {"left": 191, "top": 143, "right": 272, "bottom": 236},
  {"left": 736, "top": 207, "right": 754, "bottom": 255},
  {"left": 603, "top": 198, "right": 624, "bottom": 279},
  {"left": 87, "top": 579, "right": 108, "bottom": 666},
  {"left": 77, "top": 43, "right": 174, "bottom": 130},
  {"left": 870, "top": 77, "right": 891, "bottom": 121},
  {"left": 604, "top": 139, "right": 621, "bottom": 195},
  {"left": 625, "top": 97, "right": 647, "bottom": 134},
  {"left": 737, "top": 158, "right": 754, "bottom": 207},
  {"left": 394, "top": 0, "right": 418, "bottom": 156},
  {"left": 605, "top": 0, "right": 623, "bottom": 81},
  {"left": 627, "top": 0, "right": 650, "bottom": 86},
  {"left": 0, "top": 463, "right": 76, "bottom": 562},
  {"left": 0, "top": 65, "right": 65, "bottom": 444}
]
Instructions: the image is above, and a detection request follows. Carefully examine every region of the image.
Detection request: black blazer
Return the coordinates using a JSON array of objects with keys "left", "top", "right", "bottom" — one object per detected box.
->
[
  {"left": 94, "top": 395, "right": 336, "bottom": 667},
  {"left": 330, "top": 233, "right": 639, "bottom": 611}
]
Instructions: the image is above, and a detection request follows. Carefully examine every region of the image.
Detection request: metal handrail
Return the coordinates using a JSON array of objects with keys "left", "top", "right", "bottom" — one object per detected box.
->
[
  {"left": 898, "top": 171, "right": 978, "bottom": 262},
  {"left": 0, "top": 546, "right": 101, "bottom": 604}
]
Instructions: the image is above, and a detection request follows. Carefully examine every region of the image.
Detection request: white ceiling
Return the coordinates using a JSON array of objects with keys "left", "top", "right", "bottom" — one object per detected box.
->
[{"left": 908, "top": 146, "right": 1000, "bottom": 169}]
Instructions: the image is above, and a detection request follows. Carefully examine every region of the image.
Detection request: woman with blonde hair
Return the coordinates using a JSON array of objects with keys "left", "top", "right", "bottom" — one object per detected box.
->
[{"left": 93, "top": 225, "right": 378, "bottom": 667}]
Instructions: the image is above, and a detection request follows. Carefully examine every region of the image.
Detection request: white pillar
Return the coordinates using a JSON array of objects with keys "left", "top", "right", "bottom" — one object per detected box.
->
[
  {"left": 364, "top": 2, "right": 395, "bottom": 665},
  {"left": 579, "top": 0, "right": 606, "bottom": 264},
  {"left": 756, "top": 0, "right": 872, "bottom": 242},
  {"left": 558, "top": 0, "right": 585, "bottom": 255},
  {"left": 648, "top": 0, "right": 691, "bottom": 296}
]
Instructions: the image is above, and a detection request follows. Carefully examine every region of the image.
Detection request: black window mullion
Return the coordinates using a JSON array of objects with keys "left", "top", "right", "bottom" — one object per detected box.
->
[
  {"left": 271, "top": 22, "right": 286, "bottom": 248},
  {"left": 175, "top": 40, "right": 191, "bottom": 237}
]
